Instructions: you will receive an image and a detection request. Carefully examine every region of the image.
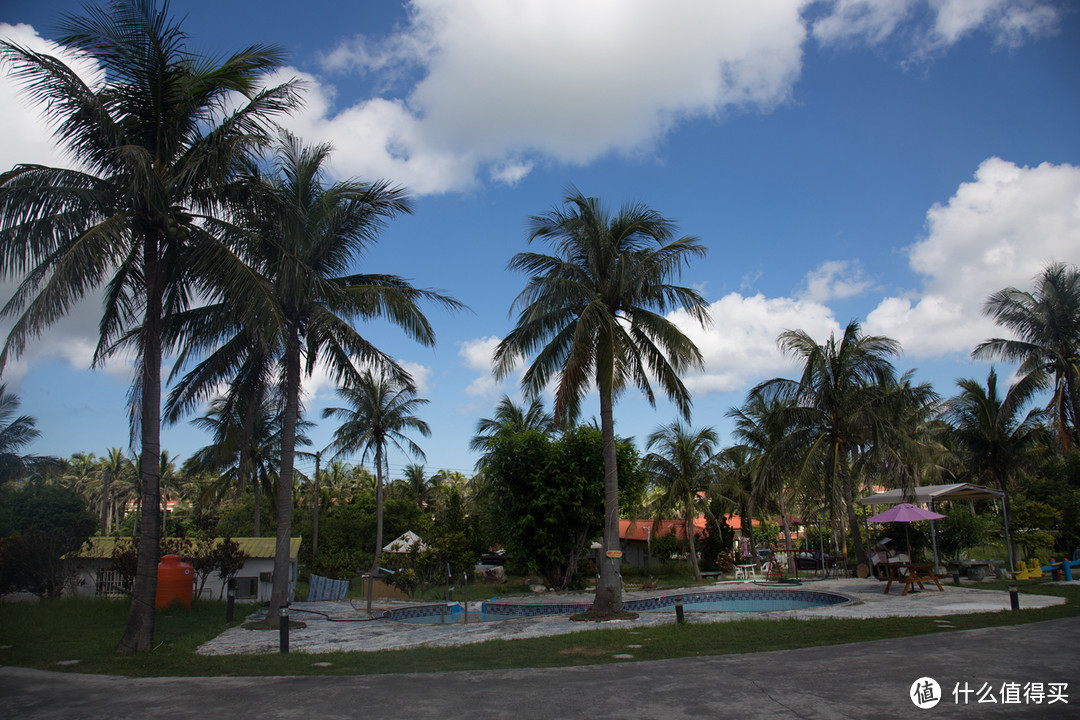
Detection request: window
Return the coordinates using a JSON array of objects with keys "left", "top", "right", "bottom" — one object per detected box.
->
[
  {"left": 230, "top": 577, "right": 258, "bottom": 599},
  {"left": 95, "top": 568, "right": 131, "bottom": 598}
]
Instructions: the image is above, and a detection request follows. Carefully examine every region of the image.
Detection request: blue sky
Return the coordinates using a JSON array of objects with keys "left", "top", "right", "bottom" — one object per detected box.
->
[{"left": 1, "top": 0, "right": 1078, "bottom": 480}]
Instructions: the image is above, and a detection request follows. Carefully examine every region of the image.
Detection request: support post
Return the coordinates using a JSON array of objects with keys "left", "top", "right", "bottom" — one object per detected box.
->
[{"left": 674, "top": 597, "right": 685, "bottom": 623}]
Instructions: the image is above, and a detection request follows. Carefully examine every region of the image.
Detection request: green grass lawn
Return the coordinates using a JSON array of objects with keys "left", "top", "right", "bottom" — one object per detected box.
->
[{"left": 2, "top": 579, "right": 1076, "bottom": 678}]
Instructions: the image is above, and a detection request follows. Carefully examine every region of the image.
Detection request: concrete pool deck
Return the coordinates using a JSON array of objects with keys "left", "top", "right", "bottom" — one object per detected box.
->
[{"left": 196, "top": 577, "right": 1068, "bottom": 655}]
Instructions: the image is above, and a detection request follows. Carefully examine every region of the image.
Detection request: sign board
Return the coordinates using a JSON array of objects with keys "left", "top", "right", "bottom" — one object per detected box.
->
[{"left": 605, "top": 550, "right": 623, "bottom": 559}]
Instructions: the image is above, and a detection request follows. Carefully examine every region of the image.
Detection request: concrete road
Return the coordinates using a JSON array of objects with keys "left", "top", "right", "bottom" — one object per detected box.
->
[{"left": 3, "top": 617, "right": 1078, "bottom": 719}]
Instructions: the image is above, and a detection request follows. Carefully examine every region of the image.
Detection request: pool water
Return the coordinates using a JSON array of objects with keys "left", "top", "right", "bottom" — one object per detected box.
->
[{"left": 388, "top": 588, "right": 851, "bottom": 624}]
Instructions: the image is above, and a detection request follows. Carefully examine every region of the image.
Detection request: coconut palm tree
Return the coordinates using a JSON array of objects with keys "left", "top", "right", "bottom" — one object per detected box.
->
[
  {"left": 759, "top": 321, "right": 901, "bottom": 568},
  {"left": 469, "top": 395, "right": 555, "bottom": 470},
  {"left": 727, "top": 388, "right": 805, "bottom": 572},
  {"left": 974, "top": 262, "right": 1080, "bottom": 450},
  {"left": 322, "top": 369, "right": 431, "bottom": 578},
  {"left": 643, "top": 422, "right": 719, "bottom": 582},
  {"left": 97, "top": 447, "right": 135, "bottom": 535},
  {"left": 943, "top": 368, "right": 1047, "bottom": 570},
  {"left": 0, "top": 0, "right": 298, "bottom": 651},
  {"left": 224, "top": 131, "right": 459, "bottom": 622},
  {"left": 0, "top": 384, "right": 44, "bottom": 484},
  {"left": 494, "top": 188, "right": 710, "bottom": 614}
]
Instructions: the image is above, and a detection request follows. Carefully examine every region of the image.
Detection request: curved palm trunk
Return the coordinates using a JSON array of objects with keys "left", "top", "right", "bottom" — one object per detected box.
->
[
  {"left": 685, "top": 496, "right": 702, "bottom": 582},
  {"left": 312, "top": 451, "right": 321, "bottom": 562},
  {"left": 778, "top": 490, "right": 796, "bottom": 574},
  {"left": 118, "top": 235, "right": 164, "bottom": 654},
  {"left": 590, "top": 383, "right": 623, "bottom": 614},
  {"left": 266, "top": 328, "right": 300, "bottom": 623},
  {"left": 837, "top": 454, "right": 868, "bottom": 568},
  {"left": 370, "top": 445, "right": 385, "bottom": 577}
]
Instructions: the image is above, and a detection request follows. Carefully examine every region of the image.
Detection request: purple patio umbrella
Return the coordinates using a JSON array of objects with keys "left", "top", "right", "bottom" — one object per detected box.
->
[{"left": 867, "top": 504, "right": 945, "bottom": 561}]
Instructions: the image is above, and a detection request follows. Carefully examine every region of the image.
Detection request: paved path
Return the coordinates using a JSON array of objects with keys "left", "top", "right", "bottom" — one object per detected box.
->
[{"left": 3, "top": 616, "right": 1078, "bottom": 719}]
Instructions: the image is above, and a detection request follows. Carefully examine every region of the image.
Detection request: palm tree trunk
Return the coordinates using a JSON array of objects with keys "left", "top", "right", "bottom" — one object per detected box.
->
[
  {"left": 118, "top": 236, "right": 164, "bottom": 654},
  {"left": 590, "top": 383, "right": 623, "bottom": 614},
  {"left": 101, "top": 474, "right": 110, "bottom": 535},
  {"left": 838, "top": 458, "right": 868, "bottom": 568},
  {"left": 240, "top": 394, "right": 258, "bottom": 536},
  {"left": 266, "top": 328, "right": 300, "bottom": 623},
  {"left": 312, "top": 450, "right": 321, "bottom": 563},
  {"left": 685, "top": 497, "right": 702, "bottom": 581},
  {"left": 778, "top": 490, "right": 796, "bottom": 574},
  {"left": 370, "top": 446, "right": 385, "bottom": 576}
]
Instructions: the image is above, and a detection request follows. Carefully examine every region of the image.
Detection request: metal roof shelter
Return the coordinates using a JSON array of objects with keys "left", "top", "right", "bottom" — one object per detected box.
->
[
  {"left": 860, "top": 483, "right": 1010, "bottom": 570},
  {"left": 860, "top": 483, "right": 1003, "bottom": 506}
]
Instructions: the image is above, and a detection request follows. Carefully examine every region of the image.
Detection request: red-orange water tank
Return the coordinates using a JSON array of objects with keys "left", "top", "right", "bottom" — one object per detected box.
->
[{"left": 155, "top": 554, "right": 194, "bottom": 609}]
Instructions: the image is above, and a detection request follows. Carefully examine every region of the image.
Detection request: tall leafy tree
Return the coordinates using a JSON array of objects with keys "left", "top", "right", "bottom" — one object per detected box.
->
[
  {"left": 0, "top": 0, "right": 297, "bottom": 651},
  {"left": 943, "top": 367, "right": 1047, "bottom": 570},
  {"left": 974, "top": 262, "right": 1080, "bottom": 450},
  {"left": 97, "top": 447, "right": 135, "bottom": 534},
  {"left": 643, "top": 422, "right": 719, "bottom": 582},
  {"left": 760, "top": 321, "right": 900, "bottom": 568},
  {"left": 495, "top": 188, "right": 709, "bottom": 614},
  {"left": 323, "top": 369, "right": 431, "bottom": 580}
]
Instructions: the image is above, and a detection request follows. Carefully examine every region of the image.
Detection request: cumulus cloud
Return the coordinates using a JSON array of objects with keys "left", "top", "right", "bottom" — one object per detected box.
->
[
  {"left": 865, "top": 158, "right": 1080, "bottom": 356},
  {"left": 672, "top": 291, "right": 842, "bottom": 395}
]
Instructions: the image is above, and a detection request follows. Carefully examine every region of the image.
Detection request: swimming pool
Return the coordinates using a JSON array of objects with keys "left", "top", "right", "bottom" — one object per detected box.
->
[{"left": 387, "top": 587, "right": 853, "bottom": 624}]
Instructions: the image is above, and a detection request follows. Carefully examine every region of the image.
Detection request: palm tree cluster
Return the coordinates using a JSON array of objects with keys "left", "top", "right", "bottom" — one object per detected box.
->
[{"left": 0, "top": 1, "right": 457, "bottom": 647}]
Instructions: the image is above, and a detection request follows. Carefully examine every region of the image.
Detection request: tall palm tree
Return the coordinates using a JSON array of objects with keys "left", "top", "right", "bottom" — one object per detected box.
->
[
  {"left": 97, "top": 447, "right": 135, "bottom": 535},
  {"left": 399, "top": 463, "right": 431, "bottom": 508},
  {"left": 0, "top": 384, "right": 44, "bottom": 484},
  {"left": 494, "top": 188, "right": 710, "bottom": 614},
  {"left": 322, "top": 369, "right": 431, "bottom": 578},
  {"left": 643, "top": 422, "right": 718, "bottom": 582},
  {"left": 0, "top": 0, "right": 298, "bottom": 652},
  {"left": 469, "top": 395, "right": 555, "bottom": 470},
  {"left": 759, "top": 321, "right": 900, "bottom": 568},
  {"left": 974, "top": 262, "right": 1080, "bottom": 450},
  {"left": 727, "top": 389, "right": 804, "bottom": 572},
  {"left": 223, "top": 131, "right": 459, "bottom": 622},
  {"left": 943, "top": 368, "right": 1047, "bottom": 570}
]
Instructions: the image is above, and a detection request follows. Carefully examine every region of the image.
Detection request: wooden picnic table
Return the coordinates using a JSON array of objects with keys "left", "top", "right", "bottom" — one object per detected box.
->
[{"left": 882, "top": 563, "right": 944, "bottom": 596}]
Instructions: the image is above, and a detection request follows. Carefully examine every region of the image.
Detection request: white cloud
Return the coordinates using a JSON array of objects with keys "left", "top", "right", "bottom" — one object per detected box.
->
[
  {"left": 799, "top": 260, "right": 873, "bottom": 303},
  {"left": 0, "top": 23, "right": 103, "bottom": 172},
  {"left": 865, "top": 158, "right": 1080, "bottom": 356},
  {"left": 811, "top": 0, "right": 1061, "bottom": 56},
  {"left": 459, "top": 335, "right": 503, "bottom": 398},
  {"left": 672, "top": 291, "right": 842, "bottom": 395},
  {"left": 290, "top": 0, "right": 809, "bottom": 192}
]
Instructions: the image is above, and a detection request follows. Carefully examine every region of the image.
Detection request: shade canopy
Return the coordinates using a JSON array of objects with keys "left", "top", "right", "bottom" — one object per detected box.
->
[
  {"left": 867, "top": 503, "right": 946, "bottom": 523},
  {"left": 383, "top": 530, "right": 426, "bottom": 553},
  {"left": 860, "top": 483, "right": 1003, "bottom": 506}
]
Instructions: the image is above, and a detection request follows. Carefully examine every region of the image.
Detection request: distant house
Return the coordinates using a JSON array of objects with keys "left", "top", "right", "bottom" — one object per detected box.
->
[
  {"left": 618, "top": 514, "right": 762, "bottom": 566},
  {"left": 71, "top": 537, "right": 302, "bottom": 602}
]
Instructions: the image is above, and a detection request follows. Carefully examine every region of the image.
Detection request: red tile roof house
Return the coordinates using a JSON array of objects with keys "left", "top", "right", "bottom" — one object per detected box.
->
[
  {"left": 617, "top": 515, "right": 761, "bottom": 567},
  {"left": 70, "top": 537, "right": 302, "bottom": 603}
]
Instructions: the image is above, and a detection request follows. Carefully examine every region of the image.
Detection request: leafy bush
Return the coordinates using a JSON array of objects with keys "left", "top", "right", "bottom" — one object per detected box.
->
[
  {"left": 936, "top": 507, "right": 989, "bottom": 564},
  {"left": 0, "top": 482, "right": 97, "bottom": 597}
]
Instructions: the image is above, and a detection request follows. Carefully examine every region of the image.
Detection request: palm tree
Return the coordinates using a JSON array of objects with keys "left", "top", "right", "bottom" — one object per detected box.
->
[
  {"left": 494, "top": 188, "right": 710, "bottom": 614},
  {"left": 322, "top": 369, "right": 431, "bottom": 579},
  {"left": 727, "top": 389, "right": 804, "bottom": 572},
  {"left": 943, "top": 368, "right": 1047, "bottom": 570},
  {"left": 0, "top": 1, "right": 298, "bottom": 652},
  {"left": 224, "top": 131, "right": 459, "bottom": 622},
  {"left": 974, "top": 262, "right": 1080, "bottom": 450},
  {"left": 643, "top": 422, "right": 718, "bottom": 582},
  {"left": 469, "top": 395, "right": 554, "bottom": 470},
  {"left": 399, "top": 463, "right": 431, "bottom": 508},
  {"left": 0, "top": 384, "right": 44, "bottom": 484},
  {"left": 97, "top": 447, "right": 135, "bottom": 535},
  {"left": 760, "top": 321, "right": 901, "bottom": 568}
]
